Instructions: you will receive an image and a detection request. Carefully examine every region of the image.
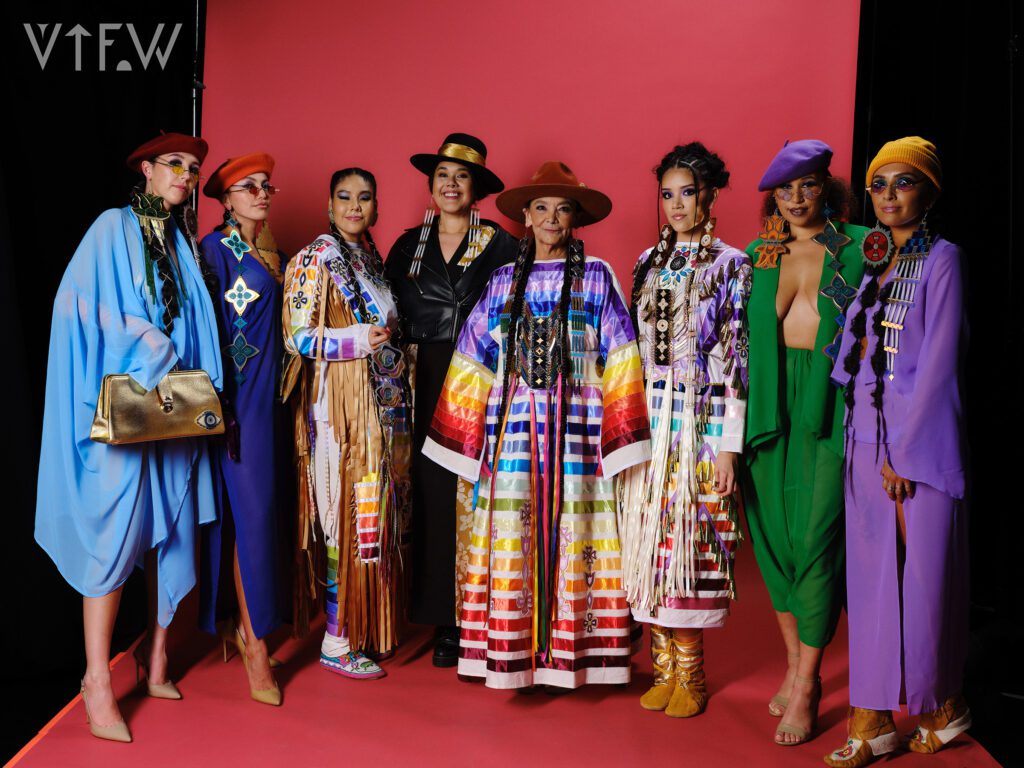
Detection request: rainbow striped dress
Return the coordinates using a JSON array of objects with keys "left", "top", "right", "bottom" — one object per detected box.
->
[{"left": 422, "top": 257, "right": 651, "bottom": 689}]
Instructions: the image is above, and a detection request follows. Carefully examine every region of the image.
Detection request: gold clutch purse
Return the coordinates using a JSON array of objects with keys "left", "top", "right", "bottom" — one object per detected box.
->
[{"left": 90, "top": 370, "right": 225, "bottom": 445}]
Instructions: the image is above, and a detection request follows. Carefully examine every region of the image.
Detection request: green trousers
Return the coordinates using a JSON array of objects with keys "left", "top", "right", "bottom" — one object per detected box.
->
[{"left": 743, "top": 348, "right": 844, "bottom": 648}]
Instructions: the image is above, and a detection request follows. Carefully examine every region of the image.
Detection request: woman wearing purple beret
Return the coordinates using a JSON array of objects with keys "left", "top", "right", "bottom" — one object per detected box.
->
[
  {"left": 824, "top": 137, "right": 970, "bottom": 767},
  {"left": 742, "top": 140, "right": 866, "bottom": 746}
]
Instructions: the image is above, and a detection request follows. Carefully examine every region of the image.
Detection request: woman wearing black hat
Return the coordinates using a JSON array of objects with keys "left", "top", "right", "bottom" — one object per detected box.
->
[{"left": 385, "top": 133, "right": 517, "bottom": 666}]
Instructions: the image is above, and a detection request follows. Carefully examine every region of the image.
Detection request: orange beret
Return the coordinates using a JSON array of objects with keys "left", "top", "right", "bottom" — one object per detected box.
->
[
  {"left": 126, "top": 131, "right": 209, "bottom": 172},
  {"left": 203, "top": 152, "right": 276, "bottom": 199}
]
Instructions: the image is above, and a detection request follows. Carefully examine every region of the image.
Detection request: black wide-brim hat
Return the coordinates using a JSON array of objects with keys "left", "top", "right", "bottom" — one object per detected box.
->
[
  {"left": 496, "top": 161, "right": 612, "bottom": 227},
  {"left": 410, "top": 132, "right": 504, "bottom": 198}
]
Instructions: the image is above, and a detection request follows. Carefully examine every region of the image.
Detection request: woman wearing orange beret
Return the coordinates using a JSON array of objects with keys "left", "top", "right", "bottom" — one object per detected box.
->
[{"left": 198, "top": 152, "right": 289, "bottom": 705}]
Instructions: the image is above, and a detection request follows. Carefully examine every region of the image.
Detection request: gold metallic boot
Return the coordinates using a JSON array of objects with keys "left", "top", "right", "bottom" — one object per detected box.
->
[
  {"left": 823, "top": 707, "right": 898, "bottom": 767},
  {"left": 639, "top": 625, "right": 675, "bottom": 711},
  {"left": 664, "top": 629, "right": 707, "bottom": 718},
  {"left": 907, "top": 694, "right": 971, "bottom": 754}
]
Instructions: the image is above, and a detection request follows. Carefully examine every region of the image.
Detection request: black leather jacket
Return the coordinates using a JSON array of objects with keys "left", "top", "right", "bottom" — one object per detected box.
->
[{"left": 385, "top": 218, "right": 517, "bottom": 344}]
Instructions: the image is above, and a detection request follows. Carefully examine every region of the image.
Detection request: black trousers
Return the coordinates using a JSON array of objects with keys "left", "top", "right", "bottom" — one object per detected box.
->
[{"left": 408, "top": 341, "right": 459, "bottom": 627}]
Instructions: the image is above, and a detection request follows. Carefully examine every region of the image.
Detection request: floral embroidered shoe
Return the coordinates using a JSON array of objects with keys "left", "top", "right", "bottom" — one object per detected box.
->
[
  {"left": 665, "top": 630, "right": 707, "bottom": 718},
  {"left": 319, "top": 650, "right": 386, "bottom": 680},
  {"left": 907, "top": 694, "right": 971, "bottom": 754},
  {"left": 640, "top": 624, "right": 676, "bottom": 711},
  {"left": 823, "top": 707, "right": 898, "bottom": 767}
]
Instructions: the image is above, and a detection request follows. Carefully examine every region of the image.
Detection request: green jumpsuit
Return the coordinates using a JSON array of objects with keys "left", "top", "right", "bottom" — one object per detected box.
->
[{"left": 742, "top": 222, "right": 866, "bottom": 648}]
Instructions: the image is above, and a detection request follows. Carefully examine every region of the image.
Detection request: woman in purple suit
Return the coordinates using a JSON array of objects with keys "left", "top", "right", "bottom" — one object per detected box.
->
[{"left": 824, "top": 137, "right": 970, "bottom": 768}]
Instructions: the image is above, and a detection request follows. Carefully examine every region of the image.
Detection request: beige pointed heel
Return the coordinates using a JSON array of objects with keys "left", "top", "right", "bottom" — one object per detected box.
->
[
  {"left": 132, "top": 643, "right": 182, "bottom": 700},
  {"left": 81, "top": 680, "right": 132, "bottom": 743},
  {"left": 237, "top": 629, "right": 281, "bottom": 706},
  {"left": 222, "top": 620, "right": 282, "bottom": 668}
]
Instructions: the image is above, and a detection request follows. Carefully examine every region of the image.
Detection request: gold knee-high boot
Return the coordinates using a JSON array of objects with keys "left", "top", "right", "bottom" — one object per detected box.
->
[
  {"left": 665, "top": 629, "right": 707, "bottom": 718},
  {"left": 639, "top": 625, "right": 675, "bottom": 711},
  {"left": 823, "top": 707, "right": 898, "bottom": 767}
]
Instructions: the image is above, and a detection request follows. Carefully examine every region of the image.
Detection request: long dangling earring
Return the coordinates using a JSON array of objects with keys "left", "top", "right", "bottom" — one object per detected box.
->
[
  {"left": 753, "top": 206, "right": 787, "bottom": 269},
  {"left": 697, "top": 213, "right": 716, "bottom": 261},
  {"left": 457, "top": 206, "right": 483, "bottom": 269},
  {"left": 223, "top": 207, "right": 240, "bottom": 229},
  {"left": 406, "top": 205, "right": 437, "bottom": 279}
]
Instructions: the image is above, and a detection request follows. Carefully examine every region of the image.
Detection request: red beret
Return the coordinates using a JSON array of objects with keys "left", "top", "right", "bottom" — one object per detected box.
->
[
  {"left": 203, "top": 153, "right": 276, "bottom": 199},
  {"left": 126, "top": 131, "right": 209, "bottom": 172}
]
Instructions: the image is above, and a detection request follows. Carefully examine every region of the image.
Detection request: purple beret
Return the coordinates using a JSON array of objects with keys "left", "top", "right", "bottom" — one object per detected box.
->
[{"left": 757, "top": 139, "right": 833, "bottom": 191}]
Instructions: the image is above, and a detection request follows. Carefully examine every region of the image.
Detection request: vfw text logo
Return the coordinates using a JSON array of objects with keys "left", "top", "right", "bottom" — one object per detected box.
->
[{"left": 24, "top": 23, "right": 182, "bottom": 71}]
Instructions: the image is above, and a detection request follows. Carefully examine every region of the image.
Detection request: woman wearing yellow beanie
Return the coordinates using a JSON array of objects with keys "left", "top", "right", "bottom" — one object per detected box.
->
[{"left": 825, "top": 137, "right": 971, "bottom": 767}]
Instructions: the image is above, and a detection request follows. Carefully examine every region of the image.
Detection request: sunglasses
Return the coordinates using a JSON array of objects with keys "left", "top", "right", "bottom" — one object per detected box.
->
[
  {"left": 152, "top": 158, "right": 202, "bottom": 180},
  {"left": 866, "top": 177, "right": 924, "bottom": 195},
  {"left": 774, "top": 180, "right": 823, "bottom": 202},
  {"left": 228, "top": 180, "right": 279, "bottom": 197}
]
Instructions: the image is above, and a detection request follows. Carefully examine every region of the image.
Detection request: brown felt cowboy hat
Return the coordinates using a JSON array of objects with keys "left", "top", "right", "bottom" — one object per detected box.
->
[
  {"left": 410, "top": 132, "right": 504, "bottom": 198},
  {"left": 496, "top": 161, "right": 612, "bottom": 227}
]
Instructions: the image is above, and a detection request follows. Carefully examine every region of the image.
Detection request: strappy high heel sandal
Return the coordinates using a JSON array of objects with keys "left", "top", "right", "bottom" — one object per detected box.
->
[
  {"left": 775, "top": 674, "right": 820, "bottom": 745},
  {"left": 769, "top": 651, "right": 802, "bottom": 717}
]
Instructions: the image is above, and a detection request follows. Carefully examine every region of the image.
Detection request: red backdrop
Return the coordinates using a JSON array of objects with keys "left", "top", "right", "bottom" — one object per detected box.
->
[{"left": 201, "top": 0, "right": 861, "bottom": 282}]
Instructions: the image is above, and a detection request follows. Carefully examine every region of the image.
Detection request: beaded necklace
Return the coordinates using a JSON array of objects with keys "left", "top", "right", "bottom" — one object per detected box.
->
[{"left": 880, "top": 220, "right": 932, "bottom": 380}]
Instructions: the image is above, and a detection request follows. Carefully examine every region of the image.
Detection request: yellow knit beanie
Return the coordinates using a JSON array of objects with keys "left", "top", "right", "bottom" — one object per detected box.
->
[{"left": 865, "top": 136, "right": 942, "bottom": 190}]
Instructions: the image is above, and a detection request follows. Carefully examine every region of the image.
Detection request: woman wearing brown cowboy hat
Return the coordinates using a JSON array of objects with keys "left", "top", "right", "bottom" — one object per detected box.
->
[
  {"left": 385, "top": 133, "right": 517, "bottom": 667},
  {"left": 421, "top": 161, "right": 651, "bottom": 689}
]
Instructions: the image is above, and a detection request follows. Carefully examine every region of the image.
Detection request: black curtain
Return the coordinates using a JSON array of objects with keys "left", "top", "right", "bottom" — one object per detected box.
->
[
  {"left": 853, "top": 2, "right": 1021, "bottom": 764},
  {"left": 0, "top": 2, "right": 204, "bottom": 759}
]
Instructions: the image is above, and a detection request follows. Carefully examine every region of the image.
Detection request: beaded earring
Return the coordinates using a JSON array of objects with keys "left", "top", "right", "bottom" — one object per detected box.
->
[
  {"left": 223, "top": 207, "right": 240, "bottom": 229},
  {"left": 753, "top": 207, "right": 787, "bottom": 269}
]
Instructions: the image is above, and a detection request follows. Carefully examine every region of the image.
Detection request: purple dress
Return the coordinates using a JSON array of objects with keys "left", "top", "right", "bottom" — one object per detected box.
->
[{"left": 831, "top": 237, "right": 968, "bottom": 713}]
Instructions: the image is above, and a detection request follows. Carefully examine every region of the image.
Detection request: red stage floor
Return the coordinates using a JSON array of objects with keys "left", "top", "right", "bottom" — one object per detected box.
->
[{"left": 8, "top": 547, "right": 998, "bottom": 768}]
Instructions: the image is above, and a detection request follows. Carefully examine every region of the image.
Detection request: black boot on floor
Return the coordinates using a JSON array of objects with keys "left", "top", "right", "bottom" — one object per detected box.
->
[{"left": 432, "top": 626, "right": 460, "bottom": 668}]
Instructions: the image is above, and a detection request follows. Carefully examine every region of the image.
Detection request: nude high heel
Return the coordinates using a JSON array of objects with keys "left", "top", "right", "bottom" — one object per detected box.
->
[
  {"left": 133, "top": 643, "right": 182, "bottom": 700},
  {"left": 81, "top": 680, "right": 132, "bottom": 743}
]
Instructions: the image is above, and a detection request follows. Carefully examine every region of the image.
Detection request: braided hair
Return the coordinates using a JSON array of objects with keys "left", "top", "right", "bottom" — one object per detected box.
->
[
  {"left": 840, "top": 258, "right": 895, "bottom": 465},
  {"left": 630, "top": 142, "right": 730, "bottom": 335},
  {"left": 327, "top": 168, "right": 405, "bottom": 339}
]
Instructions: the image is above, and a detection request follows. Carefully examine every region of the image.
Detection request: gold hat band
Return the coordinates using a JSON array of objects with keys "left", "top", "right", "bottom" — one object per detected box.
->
[{"left": 439, "top": 143, "right": 485, "bottom": 167}]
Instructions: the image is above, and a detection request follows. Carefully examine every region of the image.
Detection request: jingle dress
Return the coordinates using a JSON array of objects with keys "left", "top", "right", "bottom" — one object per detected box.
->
[
  {"left": 619, "top": 239, "right": 751, "bottom": 628},
  {"left": 831, "top": 236, "right": 968, "bottom": 713},
  {"left": 283, "top": 234, "right": 411, "bottom": 654},
  {"left": 742, "top": 221, "right": 867, "bottom": 647},
  {"left": 422, "top": 257, "right": 651, "bottom": 689},
  {"left": 35, "top": 207, "right": 223, "bottom": 626},
  {"left": 198, "top": 225, "right": 288, "bottom": 639},
  {"left": 386, "top": 219, "right": 516, "bottom": 625}
]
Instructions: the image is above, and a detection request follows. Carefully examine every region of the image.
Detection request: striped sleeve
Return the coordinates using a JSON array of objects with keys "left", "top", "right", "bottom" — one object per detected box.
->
[
  {"left": 421, "top": 274, "right": 501, "bottom": 481},
  {"left": 594, "top": 262, "right": 651, "bottom": 477}
]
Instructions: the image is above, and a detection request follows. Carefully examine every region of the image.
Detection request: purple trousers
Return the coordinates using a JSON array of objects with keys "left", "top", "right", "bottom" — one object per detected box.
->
[{"left": 845, "top": 441, "right": 969, "bottom": 714}]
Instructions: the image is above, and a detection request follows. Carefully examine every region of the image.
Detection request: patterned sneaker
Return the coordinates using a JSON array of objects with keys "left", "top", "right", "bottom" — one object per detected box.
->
[{"left": 319, "top": 650, "right": 386, "bottom": 680}]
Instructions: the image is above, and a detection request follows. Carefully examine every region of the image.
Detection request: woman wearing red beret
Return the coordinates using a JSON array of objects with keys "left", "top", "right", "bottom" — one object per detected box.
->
[
  {"left": 198, "top": 153, "right": 289, "bottom": 705},
  {"left": 35, "top": 132, "right": 223, "bottom": 742}
]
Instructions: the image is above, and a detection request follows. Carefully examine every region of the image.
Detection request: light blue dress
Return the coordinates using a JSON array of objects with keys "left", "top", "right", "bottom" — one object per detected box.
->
[{"left": 35, "top": 207, "right": 223, "bottom": 627}]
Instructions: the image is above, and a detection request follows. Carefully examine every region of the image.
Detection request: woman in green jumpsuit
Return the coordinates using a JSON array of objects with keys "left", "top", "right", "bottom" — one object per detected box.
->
[{"left": 742, "top": 140, "right": 866, "bottom": 746}]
